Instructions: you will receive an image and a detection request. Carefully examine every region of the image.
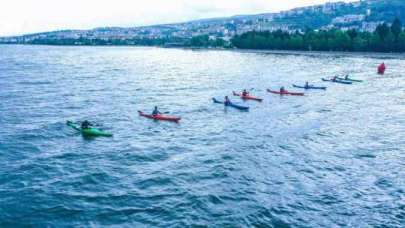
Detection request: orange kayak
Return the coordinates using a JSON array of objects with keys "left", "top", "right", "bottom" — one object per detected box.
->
[
  {"left": 267, "top": 89, "right": 304, "bottom": 96},
  {"left": 138, "top": 111, "right": 181, "bottom": 122},
  {"left": 233, "top": 91, "right": 263, "bottom": 102}
]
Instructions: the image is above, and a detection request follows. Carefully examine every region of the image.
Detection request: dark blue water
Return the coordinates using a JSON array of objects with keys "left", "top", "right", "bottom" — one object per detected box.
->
[{"left": 1, "top": 45, "right": 404, "bottom": 227}]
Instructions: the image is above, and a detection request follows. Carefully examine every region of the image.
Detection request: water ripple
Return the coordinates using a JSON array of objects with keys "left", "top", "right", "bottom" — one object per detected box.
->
[{"left": 0, "top": 45, "right": 404, "bottom": 226}]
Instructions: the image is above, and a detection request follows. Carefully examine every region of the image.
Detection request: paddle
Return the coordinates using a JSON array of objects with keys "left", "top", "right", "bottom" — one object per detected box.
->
[
  {"left": 233, "top": 88, "right": 256, "bottom": 96},
  {"left": 69, "top": 120, "right": 97, "bottom": 126},
  {"left": 212, "top": 98, "right": 224, "bottom": 104},
  {"left": 140, "top": 110, "right": 170, "bottom": 115}
]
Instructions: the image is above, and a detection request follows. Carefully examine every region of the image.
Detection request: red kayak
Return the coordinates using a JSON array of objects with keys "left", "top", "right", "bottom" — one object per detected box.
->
[
  {"left": 233, "top": 91, "right": 263, "bottom": 102},
  {"left": 267, "top": 89, "right": 304, "bottom": 96},
  {"left": 138, "top": 111, "right": 181, "bottom": 122}
]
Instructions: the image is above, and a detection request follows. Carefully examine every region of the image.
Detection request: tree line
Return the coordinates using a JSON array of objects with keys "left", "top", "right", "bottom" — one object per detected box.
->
[
  {"left": 17, "top": 35, "right": 229, "bottom": 48},
  {"left": 231, "top": 18, "right": 405, "bottom": 52}
]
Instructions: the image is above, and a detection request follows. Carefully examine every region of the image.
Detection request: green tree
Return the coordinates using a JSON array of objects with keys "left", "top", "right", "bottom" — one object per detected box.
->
[
  {"left": 376, "top": 23, "right": 390, "bottom": 41},
  {"left": 398, "top": 32, "right": 405, "bottom": 50},
  {"left": 230, "top": 22, "right": 405, "bottom": 53},
  {"left": 190, "top": 35, "right": 209, "bottom": 47},
  {"left": 391, "top": 18, "right": 402, "bottom": 41},
  {"left": 347, "top": 29, "right": 358, "bottom": 40},
  {"left": 214, "top": 38, "right": 225, "bottom": 47}
]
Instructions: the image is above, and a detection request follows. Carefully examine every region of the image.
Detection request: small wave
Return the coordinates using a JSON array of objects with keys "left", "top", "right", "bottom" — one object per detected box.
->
[{"left": 18, "top": 81, "right": 52, "bottom": 85}]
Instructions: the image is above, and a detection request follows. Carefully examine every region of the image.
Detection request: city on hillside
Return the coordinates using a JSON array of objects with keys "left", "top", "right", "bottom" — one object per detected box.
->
[{"left": 1, "top": 0, "right": 404, "bottom": 49}]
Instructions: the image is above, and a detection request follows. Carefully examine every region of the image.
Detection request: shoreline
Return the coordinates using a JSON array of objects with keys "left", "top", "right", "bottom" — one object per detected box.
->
[
  {"left": 179, "top": 47, "right": 405, "bottom": 59},
  {"left": 1, "top": 43, "right": 405, "bottom": 59},
  {"left": 233, "top": 49, "right": 405, "bottom": 59}
]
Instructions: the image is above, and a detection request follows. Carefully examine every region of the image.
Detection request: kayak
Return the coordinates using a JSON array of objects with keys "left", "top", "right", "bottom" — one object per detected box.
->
[
  {"left": 336, "top": 77, "right": 363, "bottom": 82},
  {"left": 66, "top": 121, "right": 113, "bottom": 137},
  {"left": 214, "top": 98, "right": 249, "bottom": 111},
  {"left": 267, "top": 89, "right": 304, "bottom": 96},
  {"left": 138, "top": 111, "right": 181, "bottom": 122},
  {"left": 293, "top": 84, "right": 327, "bottom": 90},
  {"left": 232, "top": 91, "right": 263, "bottom": 102},
  {"left": 322, "top": 78, "right": 352, "bottom": 84},
  {"left": 212, "top": 98, "right": 249, "bottom": 111}
]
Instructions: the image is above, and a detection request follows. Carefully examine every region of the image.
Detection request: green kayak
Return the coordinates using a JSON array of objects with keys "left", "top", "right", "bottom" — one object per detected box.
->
[{"left": 66, "top": 121, "right": 113, "bottom": 137}]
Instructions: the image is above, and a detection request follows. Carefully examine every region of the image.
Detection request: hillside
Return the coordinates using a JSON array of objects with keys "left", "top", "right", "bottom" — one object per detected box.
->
[{"left": 0, "top": 0, "right": 404, "bottom": 46}]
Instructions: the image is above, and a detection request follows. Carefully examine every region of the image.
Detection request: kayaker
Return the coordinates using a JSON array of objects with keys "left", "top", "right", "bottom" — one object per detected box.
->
[
  {"left": 152, "top": 106, "right": 161, "bottom": 116},
  {"left": 81, "top": 120, "right": 92, "bottom": 129},
  {"left": 224, "top": 96, "right": 231, "bottom": 105},
  {"left": 242, "top": 89, "right": 249, "bottom": 97},
  {"left": 280, "top": 86, "right": 286, "bottom": 93},
  {"left": 378, "top": 62, "right": 386, "bottom": 74},
  {"left": 344, "top": 75, "right": 349, "bottom": 80},
  {"left": 305, "top": 81, "right": 310, "bottom": 88},
  {"left": 332, "top": 76, "right": 338, "bottom": 82}
]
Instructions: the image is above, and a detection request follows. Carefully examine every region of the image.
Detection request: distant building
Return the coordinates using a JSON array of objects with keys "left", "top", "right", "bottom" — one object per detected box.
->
[
  {"left": 332, "top": 14, "right": 365, "bottom": 24},
  {"left": 361, "top": 21, "right": 384, "bottom": 32}
]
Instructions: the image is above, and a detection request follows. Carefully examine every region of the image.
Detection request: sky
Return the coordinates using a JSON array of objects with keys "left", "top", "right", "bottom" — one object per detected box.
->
[{"left": 0, "top": 0, "right": 355, "bottom": 36}]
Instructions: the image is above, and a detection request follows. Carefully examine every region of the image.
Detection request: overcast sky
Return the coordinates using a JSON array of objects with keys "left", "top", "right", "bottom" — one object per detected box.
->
[{"left": 0, "top": 0, "right": 355, "bottom": 36}]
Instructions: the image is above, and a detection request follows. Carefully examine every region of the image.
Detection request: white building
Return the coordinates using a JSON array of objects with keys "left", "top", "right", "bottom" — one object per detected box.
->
[{"left": 332, "top": 14, "right": 366, "bottom": 24}]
